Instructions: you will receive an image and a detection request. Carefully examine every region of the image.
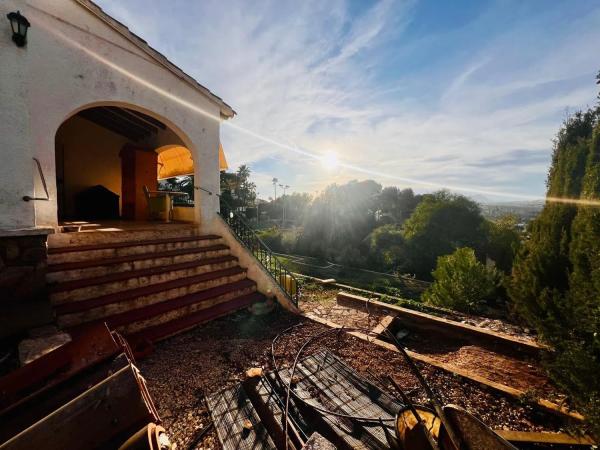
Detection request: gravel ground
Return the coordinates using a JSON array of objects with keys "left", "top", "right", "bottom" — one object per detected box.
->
[{"left": 139, "top": 306, "right": 583, "bottom": 450}]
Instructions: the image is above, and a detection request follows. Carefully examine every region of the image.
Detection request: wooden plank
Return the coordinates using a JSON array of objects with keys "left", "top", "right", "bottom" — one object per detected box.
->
[
  {"left": 302, "top": 312, "right": 584, "bottom": 422},
  {"left": 337, "top": 291, "right": 543, "bottom": 354},
  {"left": 371, "top": 315, "right": 394, "bottom": 336},
  {"left": 494, "top": 430, "right": 595, "bottom": 446},
  {"left": 0, "top": 364, "right": 158, "bottom": 450}
]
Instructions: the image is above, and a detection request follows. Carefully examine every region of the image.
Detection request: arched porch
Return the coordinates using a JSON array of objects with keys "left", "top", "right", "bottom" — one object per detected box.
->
[{"left": 53, "top": 104, "right": 199, "bottom": 231}]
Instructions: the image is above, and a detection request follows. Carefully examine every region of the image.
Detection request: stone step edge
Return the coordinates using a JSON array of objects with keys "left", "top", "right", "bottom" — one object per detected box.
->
[
  {"left": 47, "top": 244, "right": 230, "bottom": 273},
  {"left": 49, "top": 255, "right": 238, "bottom": 293},
  {"left": 48, "top": 234, "right": 222, "bottom": 254},
  {"left": 128, "top": 291, "right": 265, "bottom": 344},
  {"left": 54, "top": 266, "right": 247, "bottom": 314},
  {"left": 64, "top": 278, "right": 257, "bottom": 334}
]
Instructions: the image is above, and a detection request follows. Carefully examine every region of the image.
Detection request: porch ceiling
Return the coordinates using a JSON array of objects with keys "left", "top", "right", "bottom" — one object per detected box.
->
[{"left": 77, "top": 106, "right": 166, "bottom": 142}]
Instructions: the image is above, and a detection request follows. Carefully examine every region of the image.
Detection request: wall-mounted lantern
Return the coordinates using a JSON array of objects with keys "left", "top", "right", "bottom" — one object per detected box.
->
[{"left": 6, "top": 11, "right": 30, "bottom": 47}]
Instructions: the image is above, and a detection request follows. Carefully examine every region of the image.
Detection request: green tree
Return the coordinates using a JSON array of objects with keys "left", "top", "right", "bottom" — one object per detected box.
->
[
  {"left": 368, "top": 225, "right": 407, "bottom": 271},
  {"left": 509, "top": 74, "right": 600, "bottom": 435},
  {"left": 376, "top": 187, "right": 422, "bottom": 224},
  {"left": 484, "top": 214, "right": 522, "bottom": 273},
  {"left": 401, "top": 191, "right": 487, "bottom": 278},
  {"left": 219, "top": 164, "right": 257, "bottom": 214},
  {"left": 423, "top": 247, "right": 501, "bottom": 313},
  {"left": 296, "top": 180, "right": 381, "bottom": 264}
]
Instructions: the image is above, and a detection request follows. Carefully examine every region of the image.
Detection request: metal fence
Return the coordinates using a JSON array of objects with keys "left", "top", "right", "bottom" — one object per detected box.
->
[{"left": 219, "top": 210, "right": 300, "bottom": 307}]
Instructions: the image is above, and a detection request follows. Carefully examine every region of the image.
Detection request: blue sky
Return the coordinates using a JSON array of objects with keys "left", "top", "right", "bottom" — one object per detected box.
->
[{"left": 97, "top": 0, "right": 600, "bottom": 202}]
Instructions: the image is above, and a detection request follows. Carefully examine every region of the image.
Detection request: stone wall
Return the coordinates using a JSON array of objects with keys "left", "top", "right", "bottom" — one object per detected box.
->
[{"left": 0, "top": 233, "right": 53, "bottom": 338}]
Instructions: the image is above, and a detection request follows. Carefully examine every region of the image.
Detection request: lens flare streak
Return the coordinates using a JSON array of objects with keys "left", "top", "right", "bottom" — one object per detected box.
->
[{"left": 33, "top": 12, "right": 600, "bottom": 208}]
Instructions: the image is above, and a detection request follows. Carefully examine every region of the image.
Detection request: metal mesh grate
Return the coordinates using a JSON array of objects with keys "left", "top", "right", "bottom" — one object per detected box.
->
[
  {"left": 207, "top": 385, "right": 277, "bottom": 450},
  {"left": 272, "top": 350, "right": 402, "bottom": 449}
]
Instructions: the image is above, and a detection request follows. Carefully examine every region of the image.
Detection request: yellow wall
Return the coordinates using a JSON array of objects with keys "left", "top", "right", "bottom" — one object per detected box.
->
[{"left": 55, "top": 116, "right": 131, "bottom": 218}]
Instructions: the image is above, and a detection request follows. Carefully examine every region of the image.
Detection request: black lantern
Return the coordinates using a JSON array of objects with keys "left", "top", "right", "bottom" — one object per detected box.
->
[{"left": 6, "top": 11, "right": 30, "bottom": 47}]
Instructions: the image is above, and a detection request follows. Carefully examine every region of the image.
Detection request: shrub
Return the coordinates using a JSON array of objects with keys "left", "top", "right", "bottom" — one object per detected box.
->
[{"left": 423, "top": 247, "right": 501, "bottom": 314}]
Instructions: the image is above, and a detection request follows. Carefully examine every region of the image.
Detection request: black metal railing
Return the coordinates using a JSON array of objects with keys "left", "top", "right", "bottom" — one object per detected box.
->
[{"left": 219, "top": 210, "right": 300, "bottom": 307}]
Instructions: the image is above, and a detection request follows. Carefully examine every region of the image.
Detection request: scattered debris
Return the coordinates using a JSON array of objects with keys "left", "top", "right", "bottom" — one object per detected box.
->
[
  {"left": 0, "top": 323, "right": 175, "bottom": 449},
  {"left": 247, "top": 367, "right": 264, "bottom": 378}
]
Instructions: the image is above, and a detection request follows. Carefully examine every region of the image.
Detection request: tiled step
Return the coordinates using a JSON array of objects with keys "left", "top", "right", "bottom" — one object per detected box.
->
[
  {"left": 48, "top": 235, "right": 223, "bottom": 264},
  {"left": 62, "top": 279, "right": 258, "bottom": 331},
  {"left": 49, "top": 255, "right": 238, "bottom": 303},
  {"left": 47, "top": 245, "right": 231, "bottom": 282},
  {"left": 57, "top": 278, "right": 256, "bottom": 328},
  {"left": 129, "top": 292, "right": 264, "bottom": 344}
]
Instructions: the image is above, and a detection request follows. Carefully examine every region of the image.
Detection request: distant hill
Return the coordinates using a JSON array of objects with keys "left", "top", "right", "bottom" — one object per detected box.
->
[{"left": 479, "top": 200, "right": 544, "bottom": 223}]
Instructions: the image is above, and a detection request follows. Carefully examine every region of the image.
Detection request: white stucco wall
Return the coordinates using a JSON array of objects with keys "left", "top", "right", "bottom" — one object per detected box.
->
[{"left": 0, "top": 0, "right": 228, "bottom": 231}]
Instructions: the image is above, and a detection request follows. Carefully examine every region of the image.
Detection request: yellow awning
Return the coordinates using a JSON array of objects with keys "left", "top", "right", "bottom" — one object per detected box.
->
[
  {"left": 219, "top": 143, "right": 229, "bottom": 171},
  {"left": 157, "top": 146, "right": 193, "bottom": 179},
  {"left": 156, "top": 143, "right": 228, "bottom": 179}
]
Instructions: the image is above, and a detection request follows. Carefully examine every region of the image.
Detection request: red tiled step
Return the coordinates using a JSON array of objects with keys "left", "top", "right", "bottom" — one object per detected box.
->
[
  {"left": 55, "top": 266, "right": 246, "bottom": 315},
  {"left": 128, "top": 292, "right": 265, "bottom": 344},
  {"left": 47, "top": 244, "right": 229, "bottom": 273},
  {"left": 48, "top": 234, "right": 221, "bottom": 254},
  {"left": 49, "top": 255, "right": 237, "bottom": 293},
  {"left": 65, "top": 278, "right": 257, "bottom": 333}
]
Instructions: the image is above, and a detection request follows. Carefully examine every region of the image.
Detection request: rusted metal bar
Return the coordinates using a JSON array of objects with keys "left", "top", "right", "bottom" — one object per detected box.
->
[
  {"left": 0, "top": 353, "right": 130, "bottom": 443},
  {"left": 0, "top": 323, "right": 120, "bottom": 411},
  {"left": 0, "top": 363, "right": 159, "bottom": 450}
]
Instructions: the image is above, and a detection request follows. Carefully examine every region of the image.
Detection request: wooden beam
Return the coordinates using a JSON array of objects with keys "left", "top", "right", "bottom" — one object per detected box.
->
[
  {"left": 126, "top": 108, "right": 166, "bottom": 130},
  {"left": 494, "top": 430, "right": 595, "bottom": 446},
  {"left": 99, "top": 107, "right": 157, "bottom": 136},
  {"left": 336, "top": 291, "right": 543, "bottom": 355},
  {"left": 78, "top": 109, "right": 145, "bottom": 141}
]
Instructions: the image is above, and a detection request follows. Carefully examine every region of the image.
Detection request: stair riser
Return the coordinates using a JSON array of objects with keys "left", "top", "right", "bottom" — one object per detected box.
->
[
  {"left": 47, "top": 250, "right": 232, "bottom": 283},
  {"left": 55, "top": 272, "right": 248, "bottom": 325},
  {"left": 58, "top": 284, "right": 256, "bottom": 329},
  {"left": 48, "top": 239, "right": 224, "bottom": 264},
  {"left": 48, "top": 227, "right": 202, "bottom": 247},
  {"left": 47, "top": 252, "right": 233, "bottom": 286},
  {"left": 117, "top": 286, "right": 257, "bottom": 334},
  {"left": 50, "top": 263, "right": 243, "bottom": 304}
]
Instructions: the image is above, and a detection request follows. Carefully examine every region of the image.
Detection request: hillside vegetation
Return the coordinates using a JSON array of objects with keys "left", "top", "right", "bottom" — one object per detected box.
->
[{"left": 509, "top": 89, "right": 600, "bottom": 434}]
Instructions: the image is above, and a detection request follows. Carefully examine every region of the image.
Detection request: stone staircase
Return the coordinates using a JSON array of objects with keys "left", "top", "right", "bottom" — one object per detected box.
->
[{"left": 46, "top": 225, "right": 264, "bottom": 345}]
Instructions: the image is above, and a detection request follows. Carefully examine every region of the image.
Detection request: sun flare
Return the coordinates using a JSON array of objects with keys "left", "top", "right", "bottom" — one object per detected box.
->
[{"left": 320, "top": 151, "right": 339, "bottom": 170}]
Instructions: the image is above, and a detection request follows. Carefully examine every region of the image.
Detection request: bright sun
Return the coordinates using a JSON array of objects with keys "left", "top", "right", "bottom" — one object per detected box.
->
[{"left": 320, "top": 151, "right": 339, "bottom": 170}]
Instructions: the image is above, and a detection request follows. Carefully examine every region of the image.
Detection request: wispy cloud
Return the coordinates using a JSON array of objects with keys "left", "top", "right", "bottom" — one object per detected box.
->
[{"left": 97, "top": 0, "right": 600, "bottom": 201}]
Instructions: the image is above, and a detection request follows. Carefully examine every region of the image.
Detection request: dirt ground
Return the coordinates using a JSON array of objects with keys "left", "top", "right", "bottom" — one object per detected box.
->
[
  {"left": 300, "top": 285, "right": 559, "bottom": 398},
  {"left": 139, "top": 304, "right": 582, "bottom": 450}
]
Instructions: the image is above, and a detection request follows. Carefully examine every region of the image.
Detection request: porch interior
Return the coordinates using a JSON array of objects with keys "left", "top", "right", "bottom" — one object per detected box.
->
[{"left": 55, "top": 106, "right": 196, "bottom": 227}]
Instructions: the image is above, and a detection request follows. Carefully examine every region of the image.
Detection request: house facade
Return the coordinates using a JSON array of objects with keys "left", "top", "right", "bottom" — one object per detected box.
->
[
  {"left": 1, "top": 0, "right": 234, "bottom": 232},
  {"left": 1, "top": 0, "right": 297, "bottom": 340}
]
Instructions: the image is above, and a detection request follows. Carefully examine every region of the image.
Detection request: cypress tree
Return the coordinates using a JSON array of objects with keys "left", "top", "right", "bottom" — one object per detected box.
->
[{"left": 509, "top": 73, "right": 600, "bottom": 434}]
